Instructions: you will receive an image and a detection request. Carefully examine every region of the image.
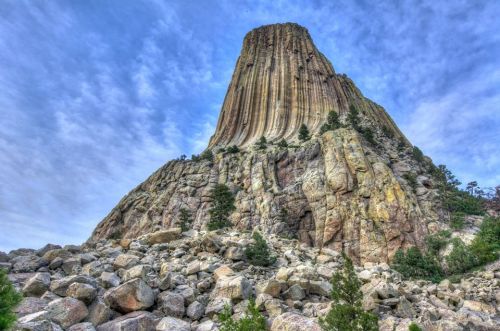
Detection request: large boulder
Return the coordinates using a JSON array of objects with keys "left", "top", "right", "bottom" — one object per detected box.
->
[
  {"left": 50, "top": 275, "right": 98, "bottom": 296},
  {"left": 147, "top": 228, "right": 182, "bottom": 245},
  {"left": 156, "top": 317, "right": 191, "bottom": 331},
  {"left": 271, "top": 312, "right": 321, "bottom": 331},
  {"left": 66, "top": 282, "right": 97, "bottom": 305},
  {"left": 22, "top": 273, "right": 51, "bottom": 297},
  {"left": 103, "top": 278, "right": 155, "bottom": 313},
  {"left": 112, "top": 254, "right": 140, "bottom": 270},
  {"left": 96, "top": 311, "right": 157, "bottom": 331},
  {"left": 47, "top": 297, "right": 88, "bottom": 329},
  {"left": 11, "top": 255, "right": 47, "bottom": 273},
  {"left": 157, "top": 291, "right": 185, "bottom": 317},
  {"left": 210, "top": 275, "right": 251, "bottom": 301}
]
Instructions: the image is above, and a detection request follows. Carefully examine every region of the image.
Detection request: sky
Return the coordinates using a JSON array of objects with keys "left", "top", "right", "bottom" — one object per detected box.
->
[{"left": 1, "top": 0, "right": 499, "bottom": 252}]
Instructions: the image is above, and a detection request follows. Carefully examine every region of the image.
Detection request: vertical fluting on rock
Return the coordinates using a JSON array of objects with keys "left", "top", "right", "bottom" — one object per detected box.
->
[
  {"left": 208, "top": 23, "right": 405, "bottom": 148},
  {"left": 209, "top": 23, "right": 339, "bottom": 147}
]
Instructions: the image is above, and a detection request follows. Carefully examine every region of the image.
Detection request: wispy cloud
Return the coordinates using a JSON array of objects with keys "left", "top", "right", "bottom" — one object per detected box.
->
[{"left": 0, "top": 0, "right": 498, "bottom": 251}]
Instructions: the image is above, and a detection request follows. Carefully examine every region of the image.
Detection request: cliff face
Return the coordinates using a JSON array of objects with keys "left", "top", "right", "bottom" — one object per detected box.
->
[
  {"left": 89, "top": 23, "right": 444, "bottom": 264},
  {"left": 208, "top": 23, "right": 406, "bottom": 148}
]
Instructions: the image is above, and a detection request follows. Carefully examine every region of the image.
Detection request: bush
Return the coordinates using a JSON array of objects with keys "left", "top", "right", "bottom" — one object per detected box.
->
[
  {"left": 227, "top": 145, "right": 240, "bottom": 154},
  {"left": 412, "top": 146, "right": 424, "bottom": 163},
  {"left": 425, "top": 230, "right": 451, "bottom": 256},
  {"left": 450, "top": 212, "right": 465, "bottom": 230},
  {"left": 192, "top": 149, "right": 214, "bottom": 162},
  {"left": 320, "top": 253, "right": 379, "bottom": 331},
  {"left": 392, "top": 247, "right": 443, "bottom": 283},
  {"left": 403, "top": 173, "right": 418, "bottom": 193},
  {"left": 445, "top": 238, "right": 479, "bottom": 275},
  {"left": 298, "top": 124, "right": 311, "bottom": 142},
  {"left": 445, "top": 189, "right": 484, "bottom": 215},
  {"left": 178, "top": 208, "right": 192, "bottom": 232},
  {"left": 348, "top": 105, "right": 361, "bottom": 130},
  {"left": 382, "top": 125, "right": 394, "bottom": 139},
  {"left": 0, "top": 269, "right": 23, "bottom": 330},
  {"left": 255, "top": 136, "right": 267, "bottom": 150},
  {"left": 218, "top": 297, "right": 266, "bottom": 331},
  {"left": 277, "top": 139, "right": 288, "bottom": 148},
  {"left": 470, "top": 216, "right": 500, "bottom": 264},
  {"left": 245, "top": 232, "right": 276, "bottom": 267},
  {"left": 360, "top": 127, "right": 376, "bottom": 145},
  {"left": 320, "top": 123, "right": 331, "bottom": 135},
  {"left": 408, "top": 323, "right": 423, "bottom": 331},
  {"left": 207, "top": 184, "right": 236, "bottom": 230}
]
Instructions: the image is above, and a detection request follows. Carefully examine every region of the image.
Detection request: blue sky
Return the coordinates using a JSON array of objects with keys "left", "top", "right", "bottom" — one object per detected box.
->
[{"left": 1, "top": 0, "right": 499, "bottom": 251}]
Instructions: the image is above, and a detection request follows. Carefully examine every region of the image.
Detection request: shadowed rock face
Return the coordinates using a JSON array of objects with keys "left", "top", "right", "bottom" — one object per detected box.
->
[
  {"left": 208, "top": 23, "right": 406, "bottom": 148},
  {"left": 89, "top": 23, "right": 444, "bottom": 264}
]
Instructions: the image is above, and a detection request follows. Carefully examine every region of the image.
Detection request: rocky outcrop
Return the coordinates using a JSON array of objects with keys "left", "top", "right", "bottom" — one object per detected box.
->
[{"left": 90, "top": 127, "right": 437, "bottom": 264}]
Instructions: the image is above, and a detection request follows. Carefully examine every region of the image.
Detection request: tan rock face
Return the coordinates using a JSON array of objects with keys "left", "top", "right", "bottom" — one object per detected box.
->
[
  {"left": 88, "top": 23, "right": 443, "bottom": 264},
  {"left": 208, "top": 23, "right": 406, "bottom": 148}
]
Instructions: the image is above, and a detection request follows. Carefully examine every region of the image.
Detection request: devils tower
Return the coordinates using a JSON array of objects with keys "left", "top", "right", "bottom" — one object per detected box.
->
[
  {"left": 90, "top": 23, "right": 442, "bottom": 264},
  {"left": 209, "top": 23, "right": 406, "bottom": 147}
]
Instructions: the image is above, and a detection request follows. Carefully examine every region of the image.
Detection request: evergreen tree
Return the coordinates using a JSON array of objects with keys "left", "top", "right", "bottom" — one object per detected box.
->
[
  {"left": 227, "top": 145, "right": 240, "bottom": 154},
  {"left": 327, "top": 111, "right": 341, "bottom": 129},
  {"left": 298, "top": 124, "right": 311, "bottom": 142},
  {"left": 207, "top": 184, "right": 236, "bottom": 230},
  {"left": 320, "top": 253, "right": 379, "bottom": 331},
  {"left": 178, "top": 208, "right": 192, "bottom": 232},
  {"left": 255, "top": 136, "right": 267, "bottom": 150},
  {"left": 277, "top": 139, "right": 288, "bottom": 148},
  {"left": 408, "top": 323, "right": 423, "bottom": 331},
  {"left": 218, "top": 297, "right": 266, "bottom": 331},
  {"left": 0, "top": 269, "right": 22, "bottom": 330},
  {"left": 245, "top": 231, "right": 276, "bottom": 267},
  {"left": 412, "top": 146, "right": 424, "bottom": 163},
  {"left": 320, "top": 123, "right": 331, "bottom": 135},
  {"left": 348, "top": 105, "right": 361, "bottom": 130}
]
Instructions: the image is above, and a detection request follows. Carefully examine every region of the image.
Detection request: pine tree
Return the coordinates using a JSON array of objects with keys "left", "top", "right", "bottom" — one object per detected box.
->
[
  {"left": 255, "top": 136, "right": 267, "bottom": 150},
  {"left": 245, "top": 231, "right": 276, "bottom": 267},
  {"left": 0, "top": 269, "right": 22, "bottom": 330},
  {"left": 327, "top": 111, "right": 341, "bottom": 129},
  {"left": 320, "top": 253, "right": 379, "bottom": 331},
  {"left": 178, "top": 208, "right": 192, "bottom": 232},
  {"left": 207, "top": 184, "right": 236, "bottom": 230},
  {"left": 298, "top": 124, "right": 310, "bottom": 141},
  {"left": 218, "top": 297, "right": 266, "bottom": 331},
  {"left": 277, "top": 139, "right": 288, "bottom": 148}
]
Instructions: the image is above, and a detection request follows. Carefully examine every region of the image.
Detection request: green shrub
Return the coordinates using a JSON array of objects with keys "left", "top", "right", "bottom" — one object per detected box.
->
[
  {"left": 178, "top": 208, "right": 192, "bottom": 232},
  {"left": 403, "top": 173, "right": 418, "bottom": 193},
  {"left": 382, "top": 125, "right": 394, "bottom": 139},
  {"left": 425, "top": 230, "right": 451, "bottom": 256},
  {"left": 320, "top": 111, "right": 342, "bottom": 134},
  {"left": 445, "top": 238, "right": 479, "bottom": 275},
  {"left": 470, "top": 216, "right": 500, "bottom": 264},
  {"left": 245, "top": 232, "right": 276, "bottom": 267},
  {"left": 445, "top": 190, "right": 484, "bottom": 215},
  {"left": 320, "top": 123, "right": 331, "bottom": 135},
  {"left": 397, "top": 140, "right": 407, "bottom": 152},
  {"left": 207, "top": 184, "right": 236, "bottom": 230},
  {"left": 255, "top": 136, "right": 267, "bottom": 150},
  {"left": 392, "top": 247, "right": 443, "bottom": 283},
  {"left": 192, "top": 149, "right": 214, "bottom": 162},
  {"left": 320, "top": 253, "right": 379, "bottom": 331},
  {"left": 360, "top": 127, "right": 376, "bottom": 145},
  {"left": 227, "top": 145, "right": 240, "bottom": 154},
  {"left": 218, "top": 297, "right": 266, "bottom": 331},
  {"left": 0, "top": 269, "right": 23, "bottom": 330},
  {"left": 348, "top": 105, "right": 361, "bottom": 130},
  {"left": 412, "top": 146, "right": 424, "bottom": 163},
  {"left": 450, "top": 212, "right": 466, "bottom": 230},
  {"left": 298, "top": 124, "right": 311, "bottom": 142},
  {"left": 408, "top": 323, "right": 423, "bottom": 331},
  {"left": 277, "top": 139, "right": 288, "bottom": 148}
]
